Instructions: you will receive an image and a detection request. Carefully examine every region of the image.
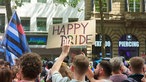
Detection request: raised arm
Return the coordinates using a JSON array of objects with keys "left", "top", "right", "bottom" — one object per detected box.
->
[
  {"left": 51, "top": 39, "right": 71, "bottom": 75},
  {"left": 86, "top": 67, "right": 96, "bottom": 82}
]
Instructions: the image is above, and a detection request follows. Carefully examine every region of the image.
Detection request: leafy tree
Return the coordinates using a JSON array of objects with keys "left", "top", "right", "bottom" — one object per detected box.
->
[
  {"left": 55, "top": 0, "right": 80, "bottom": 8},
  {"left": 1, "top": 0, "right": 80, "bottom": 22},
  {"left": 1, "top": 0, "right": 106, "bottom": 59}
]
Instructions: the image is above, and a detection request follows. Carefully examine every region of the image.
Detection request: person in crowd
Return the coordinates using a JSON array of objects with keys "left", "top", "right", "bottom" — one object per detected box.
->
[
  {"left": 109, "top": 57, "right": 127, "bottom": 82},
  {"left": 14, "top": 58, "right": 20, "bottom": 66},
  {"left": 142, "top": 56, "right": 146, "bottom": 72},
  {"left": 46, "top": 62, "right": 73, "bottom": 82},
  {"left": 0, "top": 67, "right": 12, "bottom": 82},
  {"left": 4, "top": 61, "right": 11, "bottom": 69},
  {"left": 70, "top": 50, "right": 82, "bottom": 63},
  {"left": 11, "top": 65, "right": 21, "bottom": 82},
  {"left": 86, "top": 60, "right": 112, "bottom": 82},
  {"left": 18, "top": 52, "right": 42, "bottom": 82},
  {"left": 142, "top": 72, "right": 146, "bottom": 82},
  {"left": 142, "top": 56, "right": 146, "bottom": 82},
  {"left": 0, "top": 59, "right": 4, "bottom": 68},
  {"left": 51, "top": 39, "right": 89, "bottom": 82},
  {"left": 41, "top": 60, "right": 54, "bottom": 82},
  {"left": 59, "top": 62, "right": 73, "bottom": 80},
  {"left": 123, "top": 57, "right": 145, "bottom": 82},
  {"left": 120, "top": 57, "right": 131, "bottom": 76}
]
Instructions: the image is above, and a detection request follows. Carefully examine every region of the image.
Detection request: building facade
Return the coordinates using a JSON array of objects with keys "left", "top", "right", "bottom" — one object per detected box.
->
[
  {"left": 85, "top": 0, "right": 146, "bottom": 60},
  {"left": 0, "top": 0, "right": 85, "bottom": 60}
]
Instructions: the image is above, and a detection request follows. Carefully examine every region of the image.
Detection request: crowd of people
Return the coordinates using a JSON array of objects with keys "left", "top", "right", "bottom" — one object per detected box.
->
[{"left": 1, "top": 39, "right": 146, "bottom": 82}]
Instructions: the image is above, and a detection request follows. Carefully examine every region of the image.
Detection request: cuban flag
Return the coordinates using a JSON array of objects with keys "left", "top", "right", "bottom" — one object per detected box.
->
[{"left": 1, "top": 11, "right": 31, "bottom": 65}]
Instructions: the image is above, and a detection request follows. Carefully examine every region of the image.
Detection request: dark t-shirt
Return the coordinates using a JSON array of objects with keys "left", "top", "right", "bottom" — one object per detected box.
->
[{"left": 122, "top": 74, "right": 144, "bottom": 82}]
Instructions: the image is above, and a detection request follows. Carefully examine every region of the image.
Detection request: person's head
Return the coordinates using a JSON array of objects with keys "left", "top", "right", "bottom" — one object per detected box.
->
[
  {"left": 46, "top": 61, "right": 53, "bottom": 69},
  {"left": 71, "top": 55, "right": 89, "bottom": 76},
  {"left": 4, "top": 61, "right": 11, "bottom": 69},
  {"left": 59, "top": 62, "right": 72, "bottom": 79},
  {"left": 94, "top": 60, "right": 112, "bottom": 79},
  {"left": 110, "top": 57, "right": 124, "bottom": 73},
  {"left": 129, "top": 57, "right": 145, "bottom": 74},
  {"left": 0, "top": 59, "right": 4, "bottom": 68},
  {"left": 14, "top": 58, "right": 20, "bottom": 66},
  {"left": 19, "top": 52, "right": 42, "bottom": 80},
  {"left": 0, "top": 67, "right": 12, "bottom": 82},
  {"left": 11, "top": 66, "right": 21, "bottom": 81},
  {"left": 70, "top": 50, "right": 82, "bottom": 62}
]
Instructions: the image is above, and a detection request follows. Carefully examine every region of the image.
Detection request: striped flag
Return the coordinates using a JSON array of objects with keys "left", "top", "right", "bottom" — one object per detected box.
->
[{"left": 1, "top": 11, "right": 31, "bottom": 65}]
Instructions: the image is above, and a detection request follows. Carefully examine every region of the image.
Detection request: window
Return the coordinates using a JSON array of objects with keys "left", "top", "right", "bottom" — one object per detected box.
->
[
  {"left": 125, "top": 0, "right": 144, "bottom": 12},
  {"left": 0, "top": 14, "right": 5, "bottom": 33},
  {"left": 37, "top": 18, "right": 46, "bottom": 31},
  {"left": 92, "top": 34, "right": 112, "bottom": 58},
  {"left": 68, "top": 18, "right": 78, "bottom": 22},
  {"left": 119, "top": 34, "right": 139, "bottom": 60},
  {"left": 0, "top": 0, "right": 4, "bottom": 6},
  {"left": 37, "top": 0, "right": 46, "bottom": 3},
  {"left": 21, "top": 17, "right": 30, "bottom": 31},
  {"left": 94, "top": 0, "right": 112, "bottom": 12},
  {"left": 53, "top": 18, "right": 62, "bottom": 24},
  {"left": 22, "top": 0, "right": 30, "bottom": 2},
  {"left": 26, "top": 35, "right": 47, "bottom": 45}
]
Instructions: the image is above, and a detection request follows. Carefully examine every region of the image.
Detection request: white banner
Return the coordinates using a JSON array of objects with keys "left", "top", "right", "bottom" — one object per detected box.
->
[{"left": 46, "top": 20, "right": 95, "bottom": 48}]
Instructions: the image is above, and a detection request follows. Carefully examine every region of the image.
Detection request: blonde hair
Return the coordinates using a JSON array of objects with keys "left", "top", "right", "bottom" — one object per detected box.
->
[
  {"left": 73, "top": 55, "right": 89, "bottom": 75},
  {"left": 59, "top": 62, "right": 72, "bottom": 79}
]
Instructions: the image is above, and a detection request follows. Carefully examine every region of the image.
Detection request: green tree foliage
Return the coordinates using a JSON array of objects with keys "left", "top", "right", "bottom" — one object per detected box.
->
[
  {"left": 15, "top": 0, "right": 23, "bottom": 6},
  {"left": 54, "top": 0, "right": 80, "bottom": 8},
  {"left": 3, "top": 0, "right": 80, "bottom": 21}
]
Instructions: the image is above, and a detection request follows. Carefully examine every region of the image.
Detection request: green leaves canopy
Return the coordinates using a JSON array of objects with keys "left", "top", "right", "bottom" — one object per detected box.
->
[{"left": 54, "top": 0, "right": 80, "bottom": 8}]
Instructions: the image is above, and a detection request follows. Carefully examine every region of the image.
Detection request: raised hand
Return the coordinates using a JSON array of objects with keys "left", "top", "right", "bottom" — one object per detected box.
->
[
  {"left": 61, "top": 38, "right": 71, "bottom": 56},
  {"left": 141, "top": 72, "right": 146, "bottom": 82},
  {"left": 51, "top": 38, "right": 71, "bottom": 75}
]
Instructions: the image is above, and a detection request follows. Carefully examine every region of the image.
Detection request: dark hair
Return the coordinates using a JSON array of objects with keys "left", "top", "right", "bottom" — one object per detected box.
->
[
  {"left": 11, "top": 66, "right": 19, "bottom": 79},
  {"left": 19, "top": 52, "right": 42, "bottom": 80},
  {"left": 46, "top": 61, "right": 53, "bottom": 69},
  {"left": 0, "top": 59, "right": 4, "bottom": 67},
  {"left": 0, "top": 67, "right": 12, "bottom": 82},
  {"left": 93, "top": 61, "right": 98, "bottom": 69},
  {"left": 4, "top": 61, "right": 11, "bottom": 68},
  {"left": 99, "top": 60, "right": 112, "bottom": 77}
]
